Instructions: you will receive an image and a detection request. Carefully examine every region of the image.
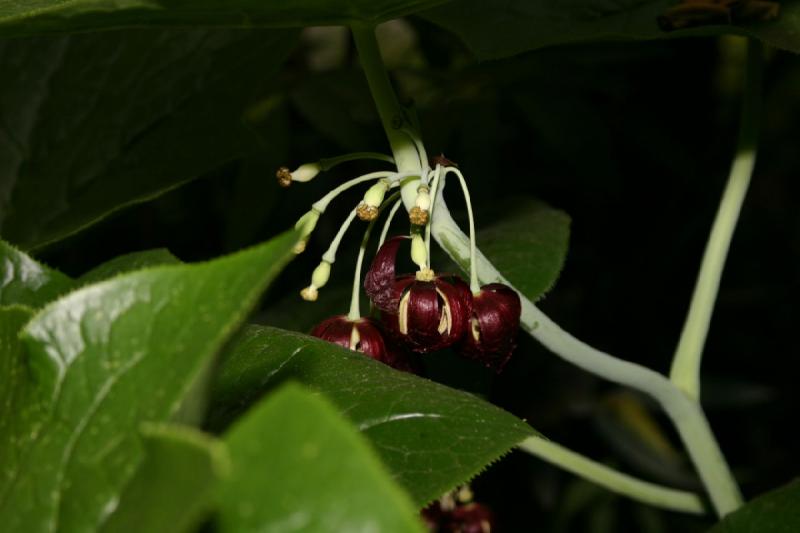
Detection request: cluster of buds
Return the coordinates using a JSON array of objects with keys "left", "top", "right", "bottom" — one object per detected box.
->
[
  {"left": 364, "top": 236, "right": 521, "bottom": 370},
  {"left": 279, "top": 151, "right": 522, "bottom": 374}
]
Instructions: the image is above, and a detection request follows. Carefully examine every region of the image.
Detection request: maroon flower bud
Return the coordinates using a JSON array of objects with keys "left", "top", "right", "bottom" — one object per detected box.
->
[
  {"left": 458, "top": 283, "right": 521, "bottom": 372},
  {"left": 365, "top": 236, "right": 472, "bottom": 353},
  {"left": 449, "top": 503, "right": 494, "bottom": 533},
  {"left": 311, "top": 315, "right": 419, "bottom": 373},
  {"left": 421, "top": 501, "right": 494, "bottom": 533}
]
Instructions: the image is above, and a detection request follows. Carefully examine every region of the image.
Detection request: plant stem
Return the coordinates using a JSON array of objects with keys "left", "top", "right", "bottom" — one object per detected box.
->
[
  {"left": 312, "top": 171, "right": 396, "bottom": 212},
  {"left": 426, "top": 165, "right": 442, "bottom": 261},
  {"left": 445, "top": 167, "right": 480, "bottom": 292},
  {"left": 322, "top": 208, "right": 359, "bottom": 265},
  {"left": 353, "top": 23, "right": 738, "bottom": 516},
  {"left": 518, "top": 436, "right": 704, "bottom": 514},
  {"left": 430, "top": 177, "right": 743, "bottom": 516},
  {"left": 351, "top": 25, "right": 422, "bottom": 185},
  {"left": 348, "top": 192, "right": 402, "bottom": 320},
  {"left": 670, "top": 39, "right": 763, "bottom": 400}
]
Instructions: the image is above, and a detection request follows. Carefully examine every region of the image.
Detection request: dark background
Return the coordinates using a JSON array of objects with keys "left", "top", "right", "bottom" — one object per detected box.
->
[{"left": 38, "top": 21, "right": 800, "bottom": 532}]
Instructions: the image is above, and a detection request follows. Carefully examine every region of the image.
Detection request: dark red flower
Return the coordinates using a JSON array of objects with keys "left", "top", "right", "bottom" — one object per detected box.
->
[
  {"left": 311, "top": 315, "right": 419, "bottom": 372},
  {"left": 457, "top": 283, "right": 521, "bottom": 372},
  {"left": 365, "top": 236, "right": 472, "bottom": 353},
  {"left": 422, "top": 501, "right": 494, "bottom": 533}
]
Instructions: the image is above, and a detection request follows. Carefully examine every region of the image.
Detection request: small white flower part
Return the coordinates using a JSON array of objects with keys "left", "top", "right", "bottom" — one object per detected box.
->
[
  {"left": 291, "top": 162, "right": 322, "bottom": 183},
  {"left": 311, "top": 261, "right": 331, "bottom": 289},
  {"left": 410, "top": 234, "right": 427, "bottom": 269}
]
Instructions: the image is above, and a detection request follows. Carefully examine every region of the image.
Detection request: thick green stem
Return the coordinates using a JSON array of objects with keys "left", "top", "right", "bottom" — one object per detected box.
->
[
  {"left": 670, "top": 39, "right": 762, "bottom": 400},
  {"left": 431, "top": 177, "right": 742, "bottom": 516},
  {"left": 518, "top": 436, "right": 704, "bottom": 514},
  {"left": 351, "top": 25, "right": 421, "bottom": 181}
]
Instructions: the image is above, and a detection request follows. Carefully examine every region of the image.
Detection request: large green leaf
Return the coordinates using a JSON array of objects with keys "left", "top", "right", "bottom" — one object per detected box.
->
[
  {"left": 476, "top": 197, "right": 570, "bottom": 302},
  {"left": 220, "top": 383, "right": 424, "bottom": 533},
  {"left": 0, "top": 240, "right": 73, "bottom": 307},
  {"left": 79, "top": 248, "right": 181, "bottom": 285},
  {"left": 0, "top": 0, "right": 448, "bottom": 37},
  {"left": 0, "top": 305, "right": 36, "bottom": 491},
  {"left": 0, "top": 230, "right": 299, "bottom": 533},
  {"left": 208, "top": 325, "right": 537, "bottom": 506},
  {"left": 422, "top": 1, "right": 800, "bottom": 60},
  {"left": 100, "top": 424, "right": 230, "bottom": 533},
  {"left": 0, "top": 28, "right": 296, "bottom": 249},
  {"left": 708, "top": 479, "right": 800, "bottom": 532}
]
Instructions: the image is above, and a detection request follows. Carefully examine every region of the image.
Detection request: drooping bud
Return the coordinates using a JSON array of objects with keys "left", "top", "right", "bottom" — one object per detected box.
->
[
  {"left": 457, "top": 283, "right": 521, "bottom": 372},
  {"left": 357, "top": 179, "right": 389, "bottom": 221},
  {"left": 276, "top": 163, "right": 321, "bottom": 187},
  {"left": 409, "top": 185, "right": 431, "bottom": 226},
  {"left": 291, "top": 162, "right": 321, "bottom": 182},
  {"left": 310, "top": 315, "right": 419, "bottom": 372},
  {"left": 300, "top": 261, "right": 331, "bottom": 302},
  {"left": 293, "top": 209, "right": 321, "bottom": 254},
  {"left": 311, "top": 261, "right": 331, "bottom": 288},
  {"left": 410, "top": 234, "right": 427, "bottom": 269}
]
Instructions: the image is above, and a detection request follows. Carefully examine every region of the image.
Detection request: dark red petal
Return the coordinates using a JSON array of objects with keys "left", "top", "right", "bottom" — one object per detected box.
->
[
  {"left": 458, "top": 283, "right": 521, "bottom": 372},
  {"left": 434, "top": 275, "right": 472, "bottom": 345},
  {"left": 352, "top": 318, "right": 388, "bottom": 361},
  {"left": 449, "top": 502, "right": 495, "bottom": 533},
  {"left": 310, "top": 315, "right": 354, "bottom": 349},
  {"left": 311, "top": 315, "right": 390, "bottom": 362},
  {"left": 364, "top": 235, "right": 409, "bottom": 312}
]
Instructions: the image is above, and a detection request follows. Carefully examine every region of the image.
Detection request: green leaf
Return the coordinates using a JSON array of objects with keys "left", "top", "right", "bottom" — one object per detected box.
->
[
  {"left": 100, "top": 424, "right": 230, "bottom": 533},
  {"left": 220, "top": 383, "right": 424, "bottom": 533},
  {"left": 79, "top": 248, "right": 181, "bottom": 285},
  {"left": 476, "top": 198, "right": 570, "bottom": 302},
  {"left": 0, "top": 28, "right": 296, "bottom": 249},
  {"left": 0, "top": 230, "right": 299, "bottom": 533},
  {"left": 208, "top": 325, "right": 537, "bottom": 506},
  {"left": 0, "top": 305, "right": 36, "bottom": 488},
  {"left": 708, "top": 479, "right": 800, "bottom": 533},
  {"left": 0, "top": 239, "right": 74, "bottom": 307},
  {"left": 422, "top": 1, "right": 800, "bottom": 60},
  {"left": 0, "top": 0, "right": 448, "bottom": 37}
]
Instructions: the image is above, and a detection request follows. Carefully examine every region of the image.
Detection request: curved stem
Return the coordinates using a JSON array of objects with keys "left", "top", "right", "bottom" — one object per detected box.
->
[
  {"left": 518, "top": 436, "right": 704, "bottom": 514},
  {"left": 322, "top": 208, "right": 359, "bottom": 265},
  {"left": 444, "top": 167, "right": 479, "bottom": 292},
  {"left": 426, "top": 165, "right": 442, "bottom": 262},
  {"left": 378, "top": 198, "right": 404, "bottom": 250},
  {"left": 348, "top": 192, "right": 402, "bottom": 320},
  {"left": 670, "top": 39, "right": 763, "bottom": 400},
  {"left": 313, "top": 171, "right": 395, "bottom": 212},
  {"left": 430, "top": 180, "right": 742, "bottom": 516}
]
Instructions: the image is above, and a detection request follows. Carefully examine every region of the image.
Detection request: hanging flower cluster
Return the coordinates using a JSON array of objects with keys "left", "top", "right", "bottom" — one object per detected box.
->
[
  {"left": 422, "top": 485, "right": 495, "bottom": 533},
  {"left": 279, "top": 148, "right": 521, "bottom": 374}
]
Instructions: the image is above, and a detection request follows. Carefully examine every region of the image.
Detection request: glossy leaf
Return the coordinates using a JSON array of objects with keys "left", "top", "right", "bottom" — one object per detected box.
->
[
  {"left": 0, "top": 230, "right": 299, "bottom": 533},
  {"left": 422, "top": 1, "right": 800, "bottom": 60},
  {"left": 220, "top": 383, "right": 424, "bottom": 533},
  {"left": 0, "top": 28, "right": 296, "bottom": 249},
  {"left": 100, "top": 424, "right": 230, "bottom": 533},
  {"left": 0, "top": 239, "right": 74, "bottom": 307},
  {"left": 708, "top": 479, "right": 800, "bottom": 532},
  {"left": 471, "top": 198, "right": 570, "bottom": 302},
  {"left": 0, "top": 305, "right": 36, "bottom": 490},
  {"left": 208, "top": 325, "right": 537, "bottom": 505},
  {"left": 0, "top": 0, "right": 448, "bottom": 37},
  {"left": 79, "top": 248, "right": 181, "bottom": 285}
]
